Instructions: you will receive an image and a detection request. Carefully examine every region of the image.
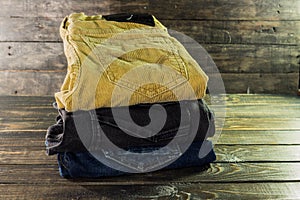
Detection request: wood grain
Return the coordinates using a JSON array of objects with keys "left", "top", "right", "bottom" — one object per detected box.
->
[
  {"left": 1, "top": 116, "right": 299, "bottom": 131},
  {"left": 1, "top": 0, "right": 300, "bottom": 20},
  {"left": 1, "top": 17, "right": 299, "bottom": 45},
  {"left": 1, "top": 42, "right": 299, "bottom": 73},
  {"left": 202, "top": 44, "right": 300, "bottom": 73},
  {"left": 148, "top": 0, "right": 300, "bottom": 21},
  {"left": 0, "top": 94, "right": 297, "bottom": 105},
  {"left": 216, "top": 73, "right": 299, "bottom": 94},
  {"left": 0, "top": 42, "right": 66, "bottom": 70},
  {"left": 165, "top": 20, "right": 300, "bottom": 45},
  {"left": 0, "top": 71, "right": 298, "bottom": 95},
  {"left": 1, "top": 145, "right": 300, "bottom": 165},
  {"left": 0, "top": 184, "right": 183, "bottom": 200},
  {"left": 0, "top": 0, "right": 298, "bottom": 95},
  {"left": 218, "top": 130, "right": 300, "bottom": 145},
  {"left": 1, "top": 130, "right": 299, "bottom": 147},
  {"left": 1, "top": 103, "right": 300, "bottom": 119},
  {"left": 222, "top": 117, "right": 300, "bottom": 131},
  {"left": 0, "top": 0, "right": 299, "bottom": 197},
  {"left": 0, "top": 71, "right": 65, "bottom": 95},
  {"left": 0, "top": 0, "right": 143, "bottom": 18},
  {"left": 0, "top": 163, "right": 299, "bottom": 184},
  {"left": 0, "top": 94, "right": 299, "bottom": 198},
  {"left": 177, "top": 182, "right": 300, "bottom": 200},
  {"left": 213, "top": 105, "right": 300, "bottom": 118},
  {"left": 206, "top": 94, "right": 300, "bottom": 105},
  {"left": 215, "top": 145, "right": 300, "bottom": 162},
  {"left": 0, "top": 17, "right": 61, "bottom": 42},
  {"left": 0, "top": 183, "right": 299, "bottom": 200}
]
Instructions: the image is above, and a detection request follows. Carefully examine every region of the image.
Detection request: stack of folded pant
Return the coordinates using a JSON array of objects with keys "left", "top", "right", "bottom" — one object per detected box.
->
[{"left": 45, "top": 13, "right": 216, "bottom": 178}]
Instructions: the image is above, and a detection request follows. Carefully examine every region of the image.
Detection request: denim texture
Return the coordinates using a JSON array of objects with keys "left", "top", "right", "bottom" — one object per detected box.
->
[
  {"left": 46, "top": 99, "right": 215, "bottom": 155},
  {"left": 46, "top": 13, "right": 216, "bottom": 178},
  {"left": 57, "top": 140, "right": 216, "bottom": 178}
]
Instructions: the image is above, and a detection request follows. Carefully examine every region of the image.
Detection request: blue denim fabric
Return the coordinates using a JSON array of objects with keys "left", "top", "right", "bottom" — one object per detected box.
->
[{"left": 57, "top": 140, "right": 216, "bottom": 178}]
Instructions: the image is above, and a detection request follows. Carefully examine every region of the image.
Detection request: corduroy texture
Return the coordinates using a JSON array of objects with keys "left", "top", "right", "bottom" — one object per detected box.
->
[{"left": 55, "top": 13, "right": 208, "bottom": 112}]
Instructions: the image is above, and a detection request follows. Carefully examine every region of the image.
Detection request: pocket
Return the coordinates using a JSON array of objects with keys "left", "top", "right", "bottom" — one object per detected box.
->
[
  {"left": 101, "top": 143, "right": 183, "bottom": 172},
  {"left": 80, "top": 29, "right": 190, "bottom": 99}
]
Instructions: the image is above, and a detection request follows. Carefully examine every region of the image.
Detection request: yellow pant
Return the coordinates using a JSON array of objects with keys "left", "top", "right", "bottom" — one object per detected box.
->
[{"left": 55, "top": 13, "right": 208, "bottom": 112}]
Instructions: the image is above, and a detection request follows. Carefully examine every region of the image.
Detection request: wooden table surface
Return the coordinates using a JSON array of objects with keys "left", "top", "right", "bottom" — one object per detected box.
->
[{"left": 0, "top": 94, "right": 299, "bottom": 199}]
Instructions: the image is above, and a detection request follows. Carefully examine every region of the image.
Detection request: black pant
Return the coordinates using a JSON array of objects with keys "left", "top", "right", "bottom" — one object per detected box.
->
[{"left": 46, "top": 99, "right": 215, "bottom": 155}]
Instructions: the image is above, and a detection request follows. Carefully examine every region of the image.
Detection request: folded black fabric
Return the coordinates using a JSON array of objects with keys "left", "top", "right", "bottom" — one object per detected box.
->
[
  {"left": 103, "top": 13, "right": 155, "bottom": 26},
  {"left": 46, "top": 99, "right": 215, "bottom": 155}
]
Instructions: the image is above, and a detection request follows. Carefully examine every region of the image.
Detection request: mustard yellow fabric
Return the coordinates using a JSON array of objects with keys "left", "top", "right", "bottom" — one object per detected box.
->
[{"left": 55, "top": 13, "right": 208, "bottom": 112}]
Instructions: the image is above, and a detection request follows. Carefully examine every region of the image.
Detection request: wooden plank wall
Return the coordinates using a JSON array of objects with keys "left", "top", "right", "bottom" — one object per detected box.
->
[{"left": 0, "top": 0, "right": 299, "bottom": 95}]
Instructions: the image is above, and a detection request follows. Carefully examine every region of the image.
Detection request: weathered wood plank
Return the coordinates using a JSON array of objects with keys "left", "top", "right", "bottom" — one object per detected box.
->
[
  {"left": 222, "top": 118, "right": 300, "bottom": 131},
  {"left": 0, "top": 183, "right": 299, "bottom": 200},
  {"left": 0, "top": 94, "right": 298, "bottom": 106},
  {"left": 216, "top": 73, "right": 299, "bottom": 94},
  {"left": 1, "top": 104, "right": 299, "bottom": 119},
  {"left": 215, "top": 145, "right": 300, "bottom": 162},
  {"left": 1, "top": 145, "right": 300, "bottom": 165},
  {"left": 0, "top": 71, "right": 65, "bottom": 96},
  {"left": 0, "top": 42, "right": 66, "bottom": 70},
  {"left": 2, "top": 129, "right": 299, "bottom": 147},
  {"left": 148, "top": 0, "right": 300, "bottom": 21},
  {"left": 0, "top": 184, "right": 183, "bottom": 200},
  {"left": 1, "top": 17, "right": 300, "bottom": 45},
  {"left": 213, "top": 104, "right": 300, "bottom": 118},
  {"left": 0, "top": 95, "right": 54, "bottom": 102},
  {"left": 0, "top": 120, "right": 52, "bottom": 131},
  {"left": 0, "top": 71, "right": 298, "bottom": 95},
  {"left": 202, "top": 44, "right": 300, "bottom": 73},
  {"left": 177, "top": 182, "right": 300, "bottom": 200},
  {"left": 1, "top": 117, "right": 299, "bottom": 131},
  {"left": 218, "top": 130, "right": 300, "bottom": 145},
  {"left": 0, "top": 163, "right": 299, "bottom": 184},
  {"left": 0, "top": 94, "right": 299, "bottom": 198},
  {"left": 208, "top": 94, "right": 300, "bottom": 105},
  {"left": 1, "top": 0, "right": 300, "bottom": 20},
  {"left": 0, "top": 131, "right": 47, "bottom": 148},
  {"left": 0, "top": 147, "right": 57, "bottom": 165},
  {"left": 0, "top": 0, "right": 141, "bottom": 18},
  {"left": 0, "top": 17, "right": 61, "bottom": 42},
  {"left": 165, "top": 20, "right": 300, "bottom": 45},
  {"left": 0, "top": 108, "right": 57, "bottom": 119},
  {"left": 1, "top": 42, "right": 299, "bottom": 74},
  {"left": 1, "top": 95, "right": 300, "bottom": 118},
  {"left": 1, "top": 106, "right": 300, "bottom": 120}
]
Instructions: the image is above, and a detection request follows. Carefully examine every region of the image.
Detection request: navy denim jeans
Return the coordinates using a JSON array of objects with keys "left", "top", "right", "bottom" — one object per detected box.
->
[{"left": 57, "top": 140, "right": 216, "bottom": 178}]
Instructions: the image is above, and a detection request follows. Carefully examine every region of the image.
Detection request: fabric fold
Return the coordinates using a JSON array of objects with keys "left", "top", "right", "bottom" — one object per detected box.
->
[
  {"left": 57, "top": 140, "right": 216, "bottom": 178},
  {"left": 55, "top": 12, "right": 208, "bottom": 111},
  {"left": 46, "top": 13, "right": 216, "bottom": 178},
  {"left": 46, "top": 99, "right": 215, "bottom": 155}
]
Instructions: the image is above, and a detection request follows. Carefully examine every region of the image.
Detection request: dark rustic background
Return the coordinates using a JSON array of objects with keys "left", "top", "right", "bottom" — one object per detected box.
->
[{"left": 0, "top": 0, "right": 299, "bottom": 95}]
